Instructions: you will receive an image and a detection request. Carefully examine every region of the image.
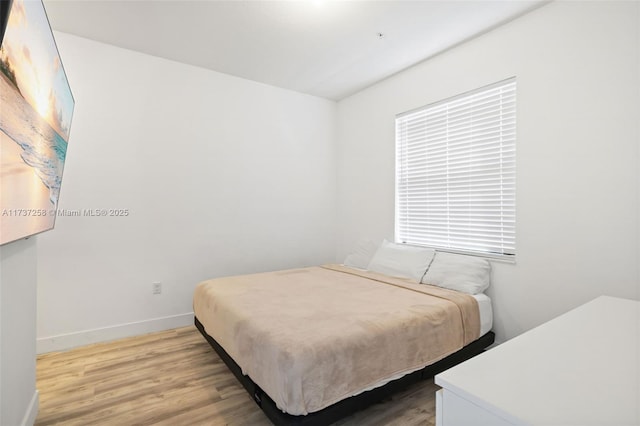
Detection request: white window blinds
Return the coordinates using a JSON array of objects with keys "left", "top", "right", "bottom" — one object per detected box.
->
[{"left": 395, "top": 78, "right": 516, "bottom": 258}]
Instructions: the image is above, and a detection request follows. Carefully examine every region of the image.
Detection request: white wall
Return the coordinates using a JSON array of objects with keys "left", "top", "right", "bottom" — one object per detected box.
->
[
  {"left": 336, "top": 1, "right": 640, "bottom": 343},
  {"left": 0, "top": 237, "right": 39, "bottom": 426},
  {"left": 37, "top": 33, "right": 337, "bottom": 352}
]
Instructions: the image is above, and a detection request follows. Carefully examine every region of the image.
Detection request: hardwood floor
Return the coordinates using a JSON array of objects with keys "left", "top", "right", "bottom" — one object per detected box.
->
[{"left": 36, "top": 326, "right": 438, "bottom": 425}]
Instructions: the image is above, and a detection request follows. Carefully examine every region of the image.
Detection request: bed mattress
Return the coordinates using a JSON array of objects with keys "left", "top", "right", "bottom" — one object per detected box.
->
[
  {"left": 473, "top": 293, "right": 493, "bottom": 336},
  {"left": 193, "top": 264, "right": 482, "bottom": 416}
]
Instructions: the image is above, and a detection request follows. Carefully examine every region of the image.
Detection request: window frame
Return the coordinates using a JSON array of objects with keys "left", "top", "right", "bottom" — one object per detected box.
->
[{"left": 394, "top": 77, "right": 516, "bottom": 261}]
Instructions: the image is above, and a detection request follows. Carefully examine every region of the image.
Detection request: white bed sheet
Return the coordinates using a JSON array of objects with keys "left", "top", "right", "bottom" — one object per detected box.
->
[{"left": 473, "top": 293, "right": 493, "bottom": 336}]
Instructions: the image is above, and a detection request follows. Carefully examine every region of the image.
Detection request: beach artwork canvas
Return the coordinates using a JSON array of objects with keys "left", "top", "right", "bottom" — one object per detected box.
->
[{"left": 0, "top": 0, "right": 74, "bottom": 245}]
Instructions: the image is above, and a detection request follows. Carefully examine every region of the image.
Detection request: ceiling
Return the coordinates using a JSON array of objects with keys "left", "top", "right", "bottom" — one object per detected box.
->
[{"left": 43, "top": 0, "right": 545, "bottom": 101}]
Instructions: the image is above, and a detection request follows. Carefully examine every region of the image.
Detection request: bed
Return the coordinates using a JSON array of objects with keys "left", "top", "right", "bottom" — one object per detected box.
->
[{"left": 193, "top": 259, "right": 495, "bottom": 425}]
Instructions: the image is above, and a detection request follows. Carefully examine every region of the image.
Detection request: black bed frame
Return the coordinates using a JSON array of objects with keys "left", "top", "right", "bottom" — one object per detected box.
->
[{"left": 195, "top": 317, "right": 494, "bottom": 426}]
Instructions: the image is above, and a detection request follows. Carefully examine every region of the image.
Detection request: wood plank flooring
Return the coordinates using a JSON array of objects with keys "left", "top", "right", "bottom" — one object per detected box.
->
[{"left": 36, "top": 326, "right": 438, "bottom": 425}]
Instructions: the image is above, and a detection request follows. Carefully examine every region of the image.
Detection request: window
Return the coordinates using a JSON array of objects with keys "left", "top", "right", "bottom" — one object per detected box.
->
[{"left": 395, "top": 78, "right": 516, "bottom": 259}]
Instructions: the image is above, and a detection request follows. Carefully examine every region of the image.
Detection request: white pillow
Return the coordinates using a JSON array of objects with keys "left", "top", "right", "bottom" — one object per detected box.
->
[
  {"left": 422, "top": 252, "right": 491, "bottom": 294},
  {"left": 367, "top": 240, "right": 435, "bottom": 282},
  {"left": 343, "top": 239, "right": 379, "bottom": 270}
]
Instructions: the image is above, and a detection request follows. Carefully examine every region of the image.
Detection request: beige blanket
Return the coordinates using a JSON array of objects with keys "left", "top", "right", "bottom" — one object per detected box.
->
[{"left": 193, "top": 264, "right": 480, "bottom": 415}]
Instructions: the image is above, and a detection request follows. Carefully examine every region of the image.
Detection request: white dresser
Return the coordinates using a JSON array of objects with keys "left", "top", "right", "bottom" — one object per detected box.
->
[{"left": 435, "top": 296, "right": 640, "bottom": 426}]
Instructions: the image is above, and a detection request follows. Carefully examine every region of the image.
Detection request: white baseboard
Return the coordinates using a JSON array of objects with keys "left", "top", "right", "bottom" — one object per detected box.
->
[
  {"left": 37, "top": 312, "right": 194, "bottom": 354},
  {"left": 21, "top": 390, "right": 39, "bottom": 426}
]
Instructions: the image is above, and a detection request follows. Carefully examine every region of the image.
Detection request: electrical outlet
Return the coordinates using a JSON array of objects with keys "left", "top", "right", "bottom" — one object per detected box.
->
[{"left": 152, "top": 282, "right": 162, "bottom": 295}]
